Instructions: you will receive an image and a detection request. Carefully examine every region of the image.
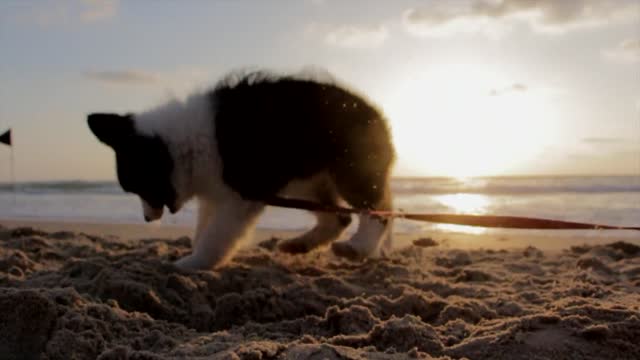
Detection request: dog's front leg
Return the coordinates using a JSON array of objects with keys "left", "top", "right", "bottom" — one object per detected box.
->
[
  {"left": 193, "top": 198, "right": 215, "bottom": 247},
  {"left": 175, "top": 199, "right": 263, "bottom": 270}
]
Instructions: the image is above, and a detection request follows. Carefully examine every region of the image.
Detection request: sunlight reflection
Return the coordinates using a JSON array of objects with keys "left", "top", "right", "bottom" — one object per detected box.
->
[
  {"left": 435, "top": 223, "right": 488, "bottom": 235},
  {"left": 434, "top": 193, "right": 490, "bottom": 214},
  {"left": 433, "top": 193, "right": 491, "bottom": 235}
]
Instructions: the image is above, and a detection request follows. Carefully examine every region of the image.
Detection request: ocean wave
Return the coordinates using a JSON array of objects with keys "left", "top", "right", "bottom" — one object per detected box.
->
[
  {"left": 0, "top": 176, "right": 638, "bottom": 196},
  {"left": 0, "top": 181, "right": 123, "bottom": 195},
  {"left": 392, "top": 176, "right": 640, "bottom": 195}
]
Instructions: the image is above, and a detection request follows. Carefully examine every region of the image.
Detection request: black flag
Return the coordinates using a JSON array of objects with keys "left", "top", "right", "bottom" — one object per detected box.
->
[{"left": 0, "top": 129, "right": 11, "bottom": 146}]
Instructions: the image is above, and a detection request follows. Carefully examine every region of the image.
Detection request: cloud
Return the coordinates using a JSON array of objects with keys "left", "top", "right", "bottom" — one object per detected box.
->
[
  {"left": 403, "top": 3, "right": 504, "bottom": 38},
  {"left": 80, "top": 0, "right": 118, "bottom": 23},
  {"left": 582, "top": 137, "right": 627, "bottom": 145},
  {"left": 306, "top": 23, "right": 388, "bottom": 49},
  {"left": 603, "top": 38, "right": 640, "bottom": 63},
  {"left": 489, "top": 83, "right": 528, "bottom": 96},
  {"left": 12, "top": 0, "right": 117, "bottom": 26},
  {"left": 84, "top": 67, "right": 214, "bottom": 101},
  {"left": 324, "top": 24, "right": 389, "bottom": 49},
  {"left": 84, "top": 70, "right": 157, "bottom": 84},
  {"left": 403, "top": 0, "right": 639, "bottom": 37}
]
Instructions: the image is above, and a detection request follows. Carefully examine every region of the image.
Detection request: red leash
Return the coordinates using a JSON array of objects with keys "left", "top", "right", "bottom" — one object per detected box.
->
[{"left": 265, "top": 196, "right": 640, "bottom": 231}]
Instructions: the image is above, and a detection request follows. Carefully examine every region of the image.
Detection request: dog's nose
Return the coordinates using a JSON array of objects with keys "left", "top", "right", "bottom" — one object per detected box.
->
[{"left": 144, "top": 215, "right": 152, "bottom": 222}]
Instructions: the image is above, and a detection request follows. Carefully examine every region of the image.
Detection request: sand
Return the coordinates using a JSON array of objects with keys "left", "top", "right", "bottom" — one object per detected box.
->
[{"left": 1, "top": 221, "right": 639, "bottom": 359}]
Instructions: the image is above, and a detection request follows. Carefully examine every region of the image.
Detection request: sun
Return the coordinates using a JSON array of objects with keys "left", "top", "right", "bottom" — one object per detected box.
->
[{"left": 383, "top": 64, "right": 558, "bottom": 178}]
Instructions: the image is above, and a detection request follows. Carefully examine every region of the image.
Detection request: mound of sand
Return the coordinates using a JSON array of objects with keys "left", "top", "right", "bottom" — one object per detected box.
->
[{"left": 1, "top": 225, "right": 639, "bottom": 359}]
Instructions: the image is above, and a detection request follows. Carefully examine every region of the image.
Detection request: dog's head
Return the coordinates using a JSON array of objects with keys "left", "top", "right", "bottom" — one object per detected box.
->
[{"left": 87, "top": 113, "right": 179, "bottom": 222}]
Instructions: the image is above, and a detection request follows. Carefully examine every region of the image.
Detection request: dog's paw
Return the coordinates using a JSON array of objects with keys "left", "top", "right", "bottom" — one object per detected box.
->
[
  {"left": 174, "top": 254, "right": 207, "bottom": 271},
  {"left": 331, "top": 242, "right": 367, "bottom": 261},
  {"left": 257, "top": 237, "right": 280, "bottom": 251},
  {"left": 278, "top": 239, "right": 313, "bottom": 254}
]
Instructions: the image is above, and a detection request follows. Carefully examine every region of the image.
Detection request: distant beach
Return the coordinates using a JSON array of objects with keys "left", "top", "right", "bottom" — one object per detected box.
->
[{"left": 0, "top": 175, "right": 639, "bottom": 245}]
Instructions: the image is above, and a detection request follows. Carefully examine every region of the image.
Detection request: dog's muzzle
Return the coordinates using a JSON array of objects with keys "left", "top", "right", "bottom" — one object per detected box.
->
[{"left": 141, "top": 199, "right": 164, "bottom": 222}]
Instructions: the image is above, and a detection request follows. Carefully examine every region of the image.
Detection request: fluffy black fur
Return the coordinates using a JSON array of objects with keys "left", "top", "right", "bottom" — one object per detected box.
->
[{"left": 210, "top": 72, "right": 395, "bottom": 209}]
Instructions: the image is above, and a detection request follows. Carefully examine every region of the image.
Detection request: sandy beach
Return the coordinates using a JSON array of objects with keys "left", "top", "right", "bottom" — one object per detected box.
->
[{"left": 1, "top": 219, "right": 639, "bottom": 359}]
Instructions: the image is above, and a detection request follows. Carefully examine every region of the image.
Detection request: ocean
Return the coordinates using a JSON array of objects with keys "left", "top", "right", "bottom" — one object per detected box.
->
[{"left": 0, "top": 176, "right": 639, "bottom": 241}]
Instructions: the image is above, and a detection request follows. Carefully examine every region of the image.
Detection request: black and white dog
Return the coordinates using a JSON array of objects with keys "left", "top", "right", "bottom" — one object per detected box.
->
[{"left": 88, "top": 71, "right": 395, "bottom": 270}]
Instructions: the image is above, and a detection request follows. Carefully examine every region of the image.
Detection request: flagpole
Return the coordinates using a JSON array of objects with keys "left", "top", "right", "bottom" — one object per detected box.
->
[
  {"left": 10, "top": 145, "right": 15, "bottom": 205},
  {"left": 0, "top": 128, "right": 13, "bottom": 204}
]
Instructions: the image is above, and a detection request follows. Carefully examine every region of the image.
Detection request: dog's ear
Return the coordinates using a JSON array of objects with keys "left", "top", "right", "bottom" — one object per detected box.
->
[{"left": 87, "top": 113, "right": 135, "bottom": 148}]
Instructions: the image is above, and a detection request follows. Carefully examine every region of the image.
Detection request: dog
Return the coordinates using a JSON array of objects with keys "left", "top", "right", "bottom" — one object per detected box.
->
[{"left": 88, "top": 70, "right": 395, "bottom": 270}]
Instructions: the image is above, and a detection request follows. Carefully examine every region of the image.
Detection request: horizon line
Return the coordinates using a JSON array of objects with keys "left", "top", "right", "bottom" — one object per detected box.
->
[{"left": 0, "top": 173, "right": 638, "bottom": 185}]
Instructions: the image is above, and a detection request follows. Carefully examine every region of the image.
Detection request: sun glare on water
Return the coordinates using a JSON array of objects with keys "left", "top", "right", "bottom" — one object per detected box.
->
[
  {"left": 383, "top": 64, "right": 559, "bottom": 178},
  {"left": 435, "top": 193, "right": 490, "bottom": 215},
  {"left": 433, "top": 193, "right": 491, "bottom": 234}
]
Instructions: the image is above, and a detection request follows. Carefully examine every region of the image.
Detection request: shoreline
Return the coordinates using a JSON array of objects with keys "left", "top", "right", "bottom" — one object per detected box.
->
[
  {"left": 0, "top": 218, "right": 195, "bottom": 241},
  {"left": 2, "top": 217, "right": 638, "bottom": 251}
]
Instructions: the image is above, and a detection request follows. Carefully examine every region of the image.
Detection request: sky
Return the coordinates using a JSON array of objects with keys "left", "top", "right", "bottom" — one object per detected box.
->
[{"left": 0, "top": 0, "right": 638, "bottom": 181}]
